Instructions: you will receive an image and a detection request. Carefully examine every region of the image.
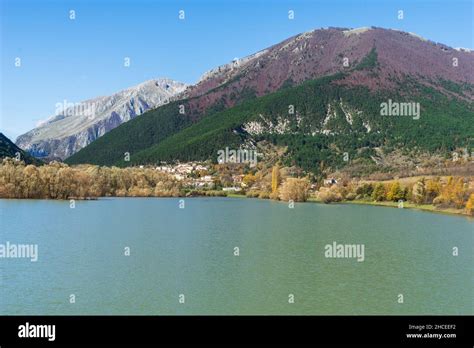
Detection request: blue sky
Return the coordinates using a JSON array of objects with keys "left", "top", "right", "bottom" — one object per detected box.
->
[{"left": 1, "top": 0, "right": 472, "bottom": 140}]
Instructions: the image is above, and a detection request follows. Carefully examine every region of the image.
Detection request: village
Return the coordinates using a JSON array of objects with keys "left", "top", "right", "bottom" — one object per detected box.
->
[
  {"left": 153, "top": 162, "right": 246, "bottom": 192},
  {"left": 151, "top": 160, "right": 341, "bottom": 199}
]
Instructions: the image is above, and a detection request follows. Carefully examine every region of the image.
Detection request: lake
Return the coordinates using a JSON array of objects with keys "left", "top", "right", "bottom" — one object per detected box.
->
[{"left": 0, "top": 197, "right": 472, "bottom": 315}]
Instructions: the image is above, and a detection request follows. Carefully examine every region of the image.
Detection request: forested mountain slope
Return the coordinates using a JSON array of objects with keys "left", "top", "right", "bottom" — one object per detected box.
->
[{"left": 66, "top": 27, "right": 474, "bottom": 172}]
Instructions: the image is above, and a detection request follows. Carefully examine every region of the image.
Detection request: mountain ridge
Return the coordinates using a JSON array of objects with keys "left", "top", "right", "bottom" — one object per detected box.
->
[
  {"left": 182, "top": 27, "right": 473, "bottom": 111},
  {"left": 56, "top": 27, "right": 474, "bottom": 171},
  {"left": 16, "top": 78, "right": 187, "bottom": 160}
]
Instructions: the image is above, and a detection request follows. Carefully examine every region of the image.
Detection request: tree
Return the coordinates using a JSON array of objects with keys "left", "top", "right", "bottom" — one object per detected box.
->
[
  {"left": 451, "top": 178, "right": 467, "bottom": 209},
  {"left": 434, "top": 177, "right": 467, "bottom": 208},
  {"left": 387, "top": 181, "right": 404, "bottom": 202},
  {"left": 0, "top": 160, "right": 182, "bottom": 199},
  {"left": 465, "top": 194, "right": 474, "bottom": 216},
  {"left": 412, "top": 178, "right": 426, "bottom": 204},
  {"left": 425, "top": 178, "right": 440, "bottom": 203},
  {"left": 355, "top": 183, "right": 374, "bottom": 198},
  {"left": 278, "top": 177, "right": 310, "bottom": 202},
  {"left": 372, "top": 183, "right": 386, "bottom": 202},
  {"left": 23, "top": 165, "right": 40, "bottom": 198},
  {"left": 242, "top": 173, "right": 256, "bottom": 187},
  {"left": 271, "top": 165, "right": 280, "bottom": 193}
]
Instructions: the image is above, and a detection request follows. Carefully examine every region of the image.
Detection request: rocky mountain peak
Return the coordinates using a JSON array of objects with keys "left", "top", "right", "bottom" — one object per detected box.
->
[{"left": 16, "top": 78, "right": 187, "bottom": 160}]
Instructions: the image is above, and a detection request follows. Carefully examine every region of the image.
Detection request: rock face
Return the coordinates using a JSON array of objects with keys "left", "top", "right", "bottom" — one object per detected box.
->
[{"left": 16, "top": 79, "right": 187, "bottom": 160}]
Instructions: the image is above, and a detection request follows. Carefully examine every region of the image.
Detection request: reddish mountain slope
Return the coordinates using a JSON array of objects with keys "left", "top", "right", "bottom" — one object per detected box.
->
[{"left": 179, "top": 27, "right": 473, "bottom": 114}]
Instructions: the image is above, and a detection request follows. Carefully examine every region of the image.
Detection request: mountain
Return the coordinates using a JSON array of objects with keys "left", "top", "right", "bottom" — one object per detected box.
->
[
  {"left": 65, "top": 27, "right": 474, "bottom": 171},
  {"left": 105, "top": 74, "right": 474, "bottom": 173},
  {"left": 16, "top": 78, "right": 187, "bottom": 160},
  {"left": 182, "top": 26, "right": 473, "bottom": 111},
  {"left": 0, "top": 133, "right": 42, "bottom": 165}
]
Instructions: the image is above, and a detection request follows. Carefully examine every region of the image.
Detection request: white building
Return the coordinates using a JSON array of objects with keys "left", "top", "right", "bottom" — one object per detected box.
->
[{"left": 223, "top": 187, "right": 242, "bottom": 192}]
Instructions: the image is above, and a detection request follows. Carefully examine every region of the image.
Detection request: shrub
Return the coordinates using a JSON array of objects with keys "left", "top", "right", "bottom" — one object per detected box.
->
[
  {"left": 345, "top": 192, "right": 357, "bottom": 201},
  {"left": 269, "top": 191, "right": 280, "bottom": 200},
  {"left": 245, "top": 190, "right": 260, "bottom": 198},
  {"left": 318, "top": 189, "right": 343, "bottom": 203}
]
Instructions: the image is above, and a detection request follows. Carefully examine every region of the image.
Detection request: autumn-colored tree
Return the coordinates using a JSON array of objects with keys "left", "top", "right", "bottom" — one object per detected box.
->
[
  {"left": 278, "top": 177, "right": 310, "bottom": 202},
  {"left": 271, "top": 165, "right": 280, "bottom": 193},
  {"left": 155, "top": 179, "right": 181, "bottom": 197},
  {"left": 242, "top": 173, "right": 256, "bottom": 187},
  {"left": 412, "top": 178, "right": 426, "bottom": 204},
  {"left": 387, "top": 181, "right": 405, "bottom": 202},
  {"left": 0, "top": 159, "right": 183, "bottom": 199},
  {"left": 23, "top": 165, "right": 41, "bottom": 198},
  {"left": 451, "top": 178, "right": 467, "bottom": 208},
  {"left": 465, "top": 194, "right": 474, "bottom": 216},
  {"left": 372, "top": 183, "right": 386, "bottom": 202},
  {"left": 425, "top": 178, "right": 441, "bottom": 203},
  {"left": 434, "top": 177, "right": 467, "bottom": 208}
]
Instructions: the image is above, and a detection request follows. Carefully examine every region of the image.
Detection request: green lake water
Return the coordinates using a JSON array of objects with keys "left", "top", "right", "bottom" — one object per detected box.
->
[{"left": 0, "top": 197, "right": 472, "bottom": 315}]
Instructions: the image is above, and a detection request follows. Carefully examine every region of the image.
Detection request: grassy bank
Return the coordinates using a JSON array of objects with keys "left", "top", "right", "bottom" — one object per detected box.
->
[
  {"left": 224, "top": 194, "right": 470, "bottom": 217},
  {"left": 307, "top": 197, "right": 469, "bottom": 217},
  {"left": 226, "top": 193, "right": 247, "bottom": 198}
]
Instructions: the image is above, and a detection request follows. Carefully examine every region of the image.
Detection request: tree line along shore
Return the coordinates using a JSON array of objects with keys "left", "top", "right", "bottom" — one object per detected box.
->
[{"left": 0, "top": 158, "right": 473, "bottom": 217}]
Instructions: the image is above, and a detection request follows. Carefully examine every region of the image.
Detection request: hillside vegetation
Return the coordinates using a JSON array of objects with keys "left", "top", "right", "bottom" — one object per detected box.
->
[{"left": 67, "top": 71, "right": 474, "bottom": 175}]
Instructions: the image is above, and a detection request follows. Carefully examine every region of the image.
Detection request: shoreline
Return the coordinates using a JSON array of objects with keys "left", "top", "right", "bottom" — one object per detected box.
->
[
  {"left": 205, "top": 194, "right": 472, "bottom": 218},
  {"left": 307, "top": 197, "right": 470, "bottom": 218},
  {"left": 227, "top": 193, "right": 470, "bottom": 217},
  {"left": 3, "top": 193, "right": 471, "bottom": 219}
]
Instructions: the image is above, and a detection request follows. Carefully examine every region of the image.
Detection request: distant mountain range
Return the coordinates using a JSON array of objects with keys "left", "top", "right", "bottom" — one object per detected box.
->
[
  {"left": 17, "top": 27, "right": 474, "bottom": 173},
  {"left": 16, "top": 79, "right": 187, "bottom": 160}
]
